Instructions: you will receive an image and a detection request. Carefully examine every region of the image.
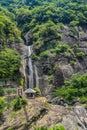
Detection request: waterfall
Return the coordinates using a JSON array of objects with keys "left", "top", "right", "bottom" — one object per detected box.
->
[
  {"left": 28, "top": 46, "right": 34, "bottom": 89},
  {"left": 34, "top": 65, "right": 39, "bottom": 88}
]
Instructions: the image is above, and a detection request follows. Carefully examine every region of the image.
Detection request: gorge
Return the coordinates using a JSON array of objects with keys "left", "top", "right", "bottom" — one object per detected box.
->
[{"left": 0, "top": 0, "right": 87, "bottom": 130}]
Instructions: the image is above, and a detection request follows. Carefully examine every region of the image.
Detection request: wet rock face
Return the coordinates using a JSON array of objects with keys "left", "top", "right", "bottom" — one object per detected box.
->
[
  {"left": 20, "top": 26, "right": 87, "bottom": 97},
  {"left": 33, "top": 61, "right": 52, "bottom": 95},
  {"left": 24, "top": 32, "right": 33, "bottom": 45},
  {"left": 32, "top": 26, "right": 87, "bottom": 96},
  {"left": 54, "top": 68, "right": 64, "bottom": 87}
]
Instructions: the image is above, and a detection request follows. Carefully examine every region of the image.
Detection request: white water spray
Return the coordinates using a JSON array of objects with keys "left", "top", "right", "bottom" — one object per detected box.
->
[{"left": 28, "top": 46, "right": 34, "bottom": 89}]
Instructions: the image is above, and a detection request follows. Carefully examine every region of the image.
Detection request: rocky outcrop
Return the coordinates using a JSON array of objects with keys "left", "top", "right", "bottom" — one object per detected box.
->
[
  {"left": 54, "top": 68, "right": 64, "bottom": 87},
  {"left": 1, "top": 97, "right": 87, "bottom": 130},
  {"left": 30, "top": 26, "right": 87, "bottom": 96},
  {"left": 60, "top": 105, "right": 87, "bottom": 130}
]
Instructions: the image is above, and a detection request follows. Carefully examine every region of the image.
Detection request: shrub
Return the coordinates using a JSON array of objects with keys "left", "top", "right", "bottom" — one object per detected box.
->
[
  {"left": 0, "top": 87, "right": 4, "bottom": 96},
  {"left": 72, "top": 44, "right": 78, "bottom": 52},
  {"left": 11, "top": 98, "right": 21, "bottom": 111},
  {"left": 11, "top": 97, "right": 27, "bottom": 111},
  {"left": 70, "top": 20, "right": 79, "bottom": 26},
  {"left": 34, "top": 126, "right": 47, "bottom": 130},
  {"left": 56, "top": 43, "right": 70, "bottom": 54},
  {"left": 7, "top": 127, "right": 13, "bottom": 130},
  {"left": 40, "top": 51, "right": 50, "bottom": 58},
  {"left": 70, "top": 60, "right": 75, "bottom": 66},
  {"left": 80, "top": 96, "right": 87, "bottom": 104},
  {"left": 48, "top": 75, "right": 54, "bottom": 84},
  {"left": 50, "top": 126, "right": 66, "bottom": 130},
  {"left": 53, "top": 73, "right": 87, "bottom": 104},
  {"left": 10, "top": 112, "right": 16, "bottom": 120},
  {"left": 31, "top": 53, "right": 40, "bottom": 60},
  {"left": 0, "top": 99, "right": 6, "bottom": 114},
  {"left": 58, "top": 23, "right": 64, "bottom": 30},
  {"left": 57, "top": 34, "right": 62, "bottom": 41},
  {"left": 19, "top": 78, "right": 25, "bottom": 87},
  {"left": 53, "top": 63, "right": 59, "bottom": 72},
  {"left": 76, "top": 52, "right": 85, "bottom": 59},
  {"left": 40, "top": 49, "right": 56, "bottom": 59},
  {"left": 34, "top": 126, "right": 66, "bottom": 130},
  {"left": 20, "top": 98, "right": 27, "bottom": 106},
  {"left": 34, "top": 87, "right": 41, "bottom": 95}
]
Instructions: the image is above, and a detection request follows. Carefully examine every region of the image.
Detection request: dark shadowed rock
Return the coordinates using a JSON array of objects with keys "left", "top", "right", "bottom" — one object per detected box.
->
[{"left": 54, "top": 68, "right": 64, "bottom": 87}]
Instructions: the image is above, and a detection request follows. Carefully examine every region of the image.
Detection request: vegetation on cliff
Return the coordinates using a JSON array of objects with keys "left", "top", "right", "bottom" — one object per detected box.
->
[
  {"left": 54, "top": 73, "right": 87, "bottom": 103},
  {"left": 0, "top": 7, "right": 22, "bottom": 46},
  {"left": 0, "top": 0, "right": 87, "bottom": 129},
  {"left": 34, "top": 125, "right": 65, "bottom": 130},
  {"left": 0, "top": 48, "right": 21, "bottom": 81},
  {"left": 0, "top": 0, "right": 87, "bottom": 104}
]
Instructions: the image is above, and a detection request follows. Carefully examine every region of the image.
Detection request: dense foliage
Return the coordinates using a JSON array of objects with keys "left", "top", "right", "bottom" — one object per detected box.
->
[
  {"left": 54, "top": 73, "right": 87, "bottom": 104},
  {"left": 0, "top": 7, "right": 22, "bottom": 46},
  {"left": 12, "top": 0, "right": 87, "bottom": 58},
  {"left": 0, "top": 0, "right": 87, "bottom": 52},
  {"left": 0, "top": 0, "right": 87, "bottom": 105},
  {"left": 11, "top": 97, "right": 27, "bottom": 111},
  {"left": 0, "top": 48, "right": 21, "bottom": 81},
  {"left": 0, "top": 98, "right": 6, "bottom": 114},
  {"left": 0, "top": 87, "right": 4, "bottom": 96}
]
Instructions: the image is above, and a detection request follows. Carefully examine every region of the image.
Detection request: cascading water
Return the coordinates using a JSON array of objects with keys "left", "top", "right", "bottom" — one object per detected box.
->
[
  {"left": 28, "top": 46, "right": 34, "bottom": 89},
  {"left": 34, "top": 65, "right": 39, "bottom": 88}
]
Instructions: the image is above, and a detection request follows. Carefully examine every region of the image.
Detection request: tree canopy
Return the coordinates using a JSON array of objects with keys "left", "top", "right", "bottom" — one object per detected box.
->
[
  {"left": 0, "top": 0, "right": 87, "bottom": 104},
  {"left": 0, "top": 48, "right": 21, "bottom": 81}
]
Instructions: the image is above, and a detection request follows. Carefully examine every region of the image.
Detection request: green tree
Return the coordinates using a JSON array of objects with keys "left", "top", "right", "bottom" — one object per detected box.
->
[
  {"left": 54, "top": 73, "right": 87, "bottom": 103},
  {"left": 0, "top": 48, "right": 21, "bottom": 81},
  {"left": 0, "top": 99, "right": 6, "bottom": 114},
  {"left": 11, "top": 97, "right": 27, "bottom": 111},
  {"left": 16, "top": 8, "right": 31, "bottom": 27}
]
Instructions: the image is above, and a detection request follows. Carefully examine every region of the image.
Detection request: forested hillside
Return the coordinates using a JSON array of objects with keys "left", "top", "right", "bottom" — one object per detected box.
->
[
  {"left": 0, "top": 0, "right": 87, "bottom": 129},
  {"left": 0, "top": 0, "right": 87, "bottom": 102}
]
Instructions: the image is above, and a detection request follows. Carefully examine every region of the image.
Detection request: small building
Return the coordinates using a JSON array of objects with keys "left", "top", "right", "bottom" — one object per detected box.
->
[{"left": 24, "top": 88, "right": 36, "bottom": 98}]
